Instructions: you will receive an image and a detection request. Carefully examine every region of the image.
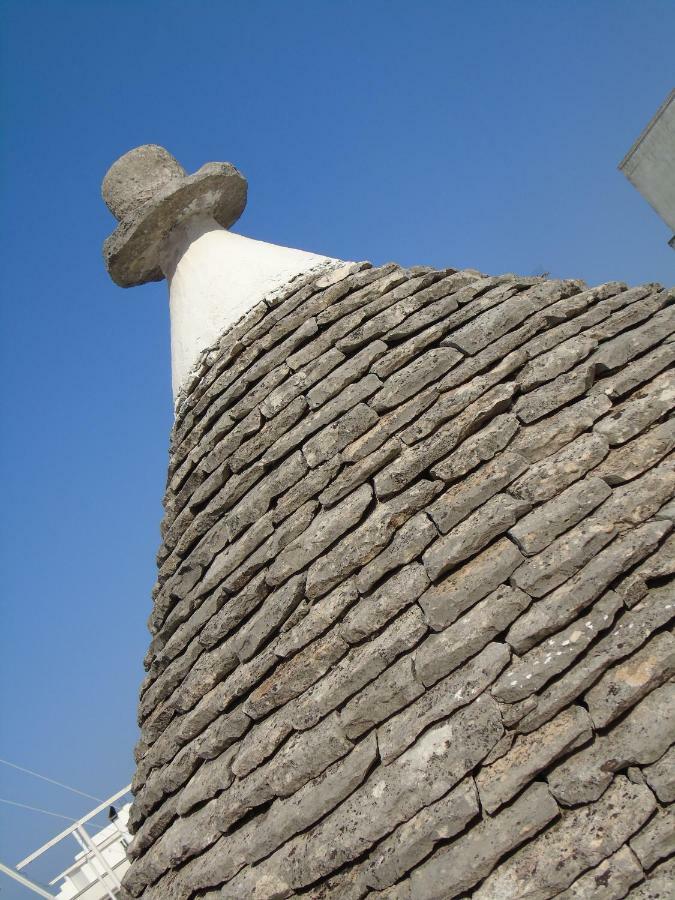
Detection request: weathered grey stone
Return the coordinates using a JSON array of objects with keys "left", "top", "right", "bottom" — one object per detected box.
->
[
  {"left": 428, "top": 451, "right": 528, "bottom": 534},
  {"left": 418, "top": 537, "right": 524, "bottom": 630},
  {"left": 319, "top": 438, "right": 401, "bottom": 507},
  {"left": 244, "top": 631, "right": 349, "bottom": 720},
  {"left": 224, "top": 451, "right": 307, "bottom": 542},
  {"left": 291, "top": 606, "right": 427, "bottom": 730},
  {"left": 517, "top": 584, "right": 675, "bottom": 732},
  {"left": 514, "top": 363, "right": 596, "bottom": 423},
  {"left": 475, "top": 777, "right": 655, "bottom": 900},
  {"left": 404, "top": 350, "right": 526, "bottom": 445},
  {"left": 237, "top": 315, "right": 320, "bottom": 389},
  {"left": 584, "top": 288, "right": 667, "bottom": 344},
  {"left": 228, "top": 393, "right": 309, "bottom": 473},
  {"left": 510, "top": 393, "right": 612, "bottom": 462},
  {"left": 510, "top": 476, "right": 612, "bottom": 555},
  {"left": 518, "top": 333, "right": 598, "bottom": 391},
  {"left": 307, "top": 341, "right": 387, "bottom": 409},
  {"left": 507, "top": 519, "right": 672, "bottom": 651},
  {"left": 224, "top": 500, "right": 317, "bottom": 592},
  {"left": 372, "top": 320, "right": 449, "bottom": 379},
  {"left": 594, "top": 373, "right": 675, "bottom": 446},
  {"left": 415, "top": 585, "right": 529, "bottom": 687},
  {"left": 340, "top": 563, "right": 429, "bottom": 643},
  {"left": 428, "top": 414, "right": 520, "bottom": 483},
  {"left": 592, "top": 341, "right": 675, "bottom": 400},
  {"left": 267, "top": 483, "right": 371, "bottom": 586},
  {"left": 171, "top": 639, "right": 238, "bottom": 714},
  {"left": 260, "top": 347, "right": 345, "bottom": 418},
  {"left": 272, "top": 455, "right": 341, "bottom": 524},
  {"left": 355, "top": 512, "right": 437, "bottom": 594},
  {"left": 409, "top": 782, "right": 559, "bottom": 900},
  {"left": 422, "top": 493, "right": 531, "bottom": 580},
  {"left": 630, "top": 808, "right": 675, "bottom": 871},
  {"left": 643, "top": 745, "right": 675, "bottom": 803},
  {"left": 510, "top": 514, "right": 618, "bottom": 599},
  {"left": 625, "top": 856, "right": 675, "bottom": 898},
  {"left": 593, "top": 418, "right": 675, "bottom": 485},
  {"left": 171, "top": 734, "right": 377, "bottom": 900},
  {"left": 316, "top": 267, "right": 411, "bottom": 327},
  {"left": 306, "top": 479, "right": 438, "bottom": 598},
  {"left": 198, "top": 571, "right": 267, "bottom": 649},
  {"left": 103, "top": 147, "right": 247, "bottom": 289},
  {"left": 343, "top": 387, "right": 438, "bottom": 463},
  {"left": 195, "top": 510, "right": 275, "bottom": 597},
  {"left": 126, "top": 794, "right": 178, "bottom": 861},
  {"left": 378, "top": 642, "right": 510, "bottom": 763},
  {"left": 592, "top": 459, "right": 675, "bottom": 534},
  {"left": 231, "top": 573, "right": 305, "bottom": 662},
  {"left": 230, "top": 703, "right": 293, "bottom": 778},
  {"left": 122, "top": 798, "right": 222, "bottom": 895},
  {"left": 338, "top": 654, "right": 424, "bottom": 738},
  {"left": 510, "top": 432, "right": 609, "bottom": 505},
  {"left": 262, "top": 374, "right": 382, "bottom": 466},
  {"left": 588, "top": 303, "right": 675, "bottom": 372},
  {"left": 215, "top": 713, "right": 353, "bottom": 834},
  {"left": 275, "top": 580, "right": 358, "bottom": 659},
  {"left": 192, "top": 707, "right": 250, "bottom": 760},
  {"left": 334, "top": 271, "right": 461, "bottom": 351},
  {"left": 633, "top": 531, "right": 675, "bottom": 581},
  {"left": 376, "top": 385, "right": 517, "bottom": 498},
  {"left": 176, "top": 742, "right": 238, "bottom": 816},
  {"left": 549, "top": 682, "right": 675, "bottom": 804},
  {"left": 493, "top": 591, "right": 623, "bottom": 703},
  {"left": 585, "top": 631, "right": 675, "bottom": 728},
  {"left": 449, "top": 279, "right": 581, "bottom": 354},
  {"left": 220, "top": 695, "right": 503, "bottom": 898},
  {"left": 476, "top": 706, "right": 593, "bottom": 813},
  {"left": 362, "top": 779, "right": 479, "bottom": 890},
  {"left": 550, "top": 846, "right": 643, "bottom": 900},
  {"left": 303, "top": 401, "right": 380, "bottom": 468},
  {"left": 370, "top": 347, "right": 463, "bottom": 412}
]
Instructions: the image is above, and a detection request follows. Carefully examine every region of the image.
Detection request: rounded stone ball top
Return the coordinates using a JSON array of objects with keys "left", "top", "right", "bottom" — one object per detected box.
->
[{"left": 101, "top": 144, "right": 248, "bottom": 288}]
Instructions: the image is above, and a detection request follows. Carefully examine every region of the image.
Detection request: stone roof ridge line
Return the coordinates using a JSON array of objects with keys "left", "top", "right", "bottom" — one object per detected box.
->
[{"left": 101, "top": 144, "right": 341, "bottom": 398}]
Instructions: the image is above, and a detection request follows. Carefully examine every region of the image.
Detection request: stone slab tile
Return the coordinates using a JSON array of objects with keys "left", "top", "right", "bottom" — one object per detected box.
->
[
  {"left": 642, "top": 745, "right": 675, "bottom": 803},
  {"left": 630, "top": 807, "right": 675, "bottom": 871},
  {"left": 378, "top": 642, "right": 510, "bottom": 764},
  {"left": 419, "top": 537, "right": 523, "bottom": 630},
  {"left": 554, "top": 846, "right": 643, "bottom": 900},
  {"left": 585, "top": 631, "right": 675, "bottom": 728},
  {"left": 408, "top": 782, "right": 559, "bottom": 900},
  {"left": 474, "top": 777, "right": 656, "bottom": 900},
  {"left": 548, "top": 682, "right": 675, "bottom": 805},
  {"left": 415, "top": 585, "right": 529, "bottom": 687},
  {"left": 476, "top": 705, "right": 593, "bottom": 813}
]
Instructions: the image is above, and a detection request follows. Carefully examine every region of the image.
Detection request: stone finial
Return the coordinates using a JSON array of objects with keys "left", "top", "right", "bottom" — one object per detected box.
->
[{"left": 101, "top": 144, "right": 247, "bottom": 288}]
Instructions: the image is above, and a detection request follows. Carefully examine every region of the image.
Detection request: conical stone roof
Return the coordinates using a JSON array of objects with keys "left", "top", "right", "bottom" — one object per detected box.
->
[{"left": 121, "top": 260, "right": 675, "bottom": 900}]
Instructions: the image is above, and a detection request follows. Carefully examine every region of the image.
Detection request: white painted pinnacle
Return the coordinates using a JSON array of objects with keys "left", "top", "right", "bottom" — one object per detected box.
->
[
  {"left": 159, "top": 214, "right": 335, "bottom": 397},
  {"left": 101, "top": 145, "right": 339, "bottom": 400}
]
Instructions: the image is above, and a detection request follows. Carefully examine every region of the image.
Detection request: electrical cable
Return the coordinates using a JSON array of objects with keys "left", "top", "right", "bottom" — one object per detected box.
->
[
  {"left": 0, "top": 797, "right": 79, "bottom": 821},
  {"left": 0, "top": 757, "right": 102, "bottom": 802}
]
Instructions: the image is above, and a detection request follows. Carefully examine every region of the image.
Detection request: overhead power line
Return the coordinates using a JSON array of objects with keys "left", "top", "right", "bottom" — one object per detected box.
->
[
  {"left": 0, "top": 758, "right": 102, "bottom": 802},
  {"left": 0, "top": 797, "right": 78, "bottom": 821}
]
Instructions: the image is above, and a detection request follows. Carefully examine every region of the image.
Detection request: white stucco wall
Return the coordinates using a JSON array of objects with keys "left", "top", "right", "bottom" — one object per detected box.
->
[
  {"left": 159, "top": 215, "right": 337, "bottom": 397},
  {"left": 620, "top": 90, "right": 675, "bottom": 234}
]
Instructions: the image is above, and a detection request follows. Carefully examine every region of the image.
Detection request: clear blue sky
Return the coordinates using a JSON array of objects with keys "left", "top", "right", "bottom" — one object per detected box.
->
[{"left": 0, "top": 0, "right": 672, "bottom": 894}]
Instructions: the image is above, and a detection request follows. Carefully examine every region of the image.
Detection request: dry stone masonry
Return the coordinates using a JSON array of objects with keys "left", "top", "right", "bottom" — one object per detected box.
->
[
  {"left": 119, "top": 261, "right": 674, "bottom": 900},
  {"left": 102, "top": 147, "right": 675, "bottom": 899}
]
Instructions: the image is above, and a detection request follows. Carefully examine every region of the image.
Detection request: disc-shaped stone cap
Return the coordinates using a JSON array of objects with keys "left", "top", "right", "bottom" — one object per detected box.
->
[
  {"left": 102, "top": 145, "right": 187, "bottom": 222},
  {"left": 101, "top": 145, "right": 247, "bottom": 288}
]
